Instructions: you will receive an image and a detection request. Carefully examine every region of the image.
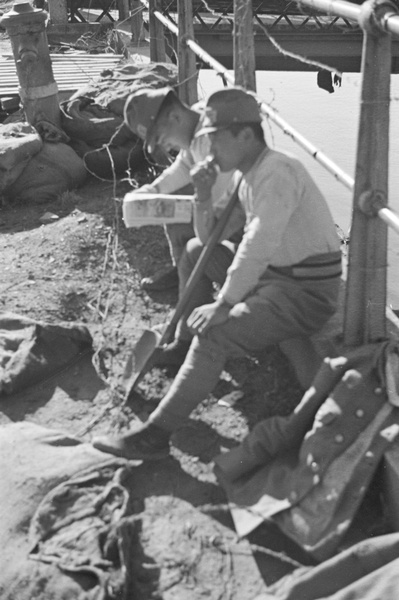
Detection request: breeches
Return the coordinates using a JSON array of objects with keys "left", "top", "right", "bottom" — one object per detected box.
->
[
  {"left": 176, "top": 237, "right": 236, "bottom": 340},
  {"left": 149, "top": 271, "right": 341, "bottom": 431}
]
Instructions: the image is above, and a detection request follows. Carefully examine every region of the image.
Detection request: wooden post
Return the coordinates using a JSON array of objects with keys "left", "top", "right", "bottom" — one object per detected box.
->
[
  {"left": 234, "top": 0, "right": 256, "bottom": 91},
  {"left": 177, "top": 0, "right": 198, "bottom": 105},
  {"left": 0, "top": 1, "right": 61, "bottom": 129},
  {"left": 131, "top": 0, "right": 146, "bottom": 42},
  {"left": 149, "top": 0, "right": 166, "bottom": 62},
  {"left": 117, "top": 0, "right": 130, "bottom": 22},
  {"left": 46, "top": 0, "right": 68, "bottom": 25},
  {"left": 343, "top": 0, "right": 392, "bottom": 346}
]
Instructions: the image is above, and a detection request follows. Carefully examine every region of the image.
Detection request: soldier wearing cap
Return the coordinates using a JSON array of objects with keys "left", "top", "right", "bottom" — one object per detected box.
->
[
  {"left": 123, "top": 87, "right": 245, "bottom": 367},
  {"left": 93, "top": 87, "right": 342, "bottom": 461}
]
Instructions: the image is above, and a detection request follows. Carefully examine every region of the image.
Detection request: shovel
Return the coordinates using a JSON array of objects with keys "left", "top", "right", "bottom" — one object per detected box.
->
[{"left": 122, "top": 176, "right": 243, "bottom": 400}]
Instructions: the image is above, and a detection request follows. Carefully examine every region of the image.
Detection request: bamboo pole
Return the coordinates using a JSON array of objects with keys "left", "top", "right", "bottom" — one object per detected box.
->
[
  {"left": 343, "top": 0, "right": 393, "bottom": 346},
  {"left": 131, "top": 0, "right": 146, "bottom": 42},
  {"left": 149, "top": 0, "right": 166, "bottom": 62},
  {"left": 234, "top": 0, "right": 256, "bottom": 91},
  {"left": 177, "top": 0, "right": 198, "bottom": 105}
]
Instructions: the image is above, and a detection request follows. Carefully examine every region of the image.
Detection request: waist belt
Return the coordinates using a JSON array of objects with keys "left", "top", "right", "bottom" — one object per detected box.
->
[{"left": 269, "top": 251, "right": 342, "bottom": 280}]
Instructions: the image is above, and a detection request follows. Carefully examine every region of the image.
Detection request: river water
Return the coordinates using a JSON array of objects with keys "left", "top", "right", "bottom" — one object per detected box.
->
[{"left": 198, "top": 69, "right": 399, "bottom": 309}]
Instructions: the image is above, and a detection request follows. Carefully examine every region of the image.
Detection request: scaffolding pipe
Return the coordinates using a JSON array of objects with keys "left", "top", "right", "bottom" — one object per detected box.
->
[
  {"left": 379, "top": 207, "right": 399, "bottom": 235},
  {"left": 298, "top": 0, "right": 399, "bottom": 37},
  {"left": 343, "top": 0, "right": 393, "bottom": 345}
]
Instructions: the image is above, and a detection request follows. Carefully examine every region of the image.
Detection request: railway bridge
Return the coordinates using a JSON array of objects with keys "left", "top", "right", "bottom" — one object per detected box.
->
[{"left": 61, "top": 0, "right": 399, "bottom": 72}]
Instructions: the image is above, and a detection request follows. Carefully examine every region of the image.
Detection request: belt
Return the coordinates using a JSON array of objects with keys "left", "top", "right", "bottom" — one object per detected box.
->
[{"left": 268, "top": 252, "right": 342, "bottom": 280}]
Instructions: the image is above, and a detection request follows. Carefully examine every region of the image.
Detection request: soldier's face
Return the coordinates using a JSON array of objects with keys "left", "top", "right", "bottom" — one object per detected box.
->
[
  {"left": 208, "top": 129, "right": 243, "bottom": 172},
  {"left": 150, "top": 117, "right": 182, "bottom": 153}
]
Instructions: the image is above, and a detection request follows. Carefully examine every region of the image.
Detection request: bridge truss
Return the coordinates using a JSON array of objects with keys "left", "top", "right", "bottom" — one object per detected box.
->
[{"left": 152, "top": 0, "right": 399, "bottom": 72}]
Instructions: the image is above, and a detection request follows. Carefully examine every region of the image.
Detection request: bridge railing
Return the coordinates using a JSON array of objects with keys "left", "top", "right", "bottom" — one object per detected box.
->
[{"left": 143, "top": 0, "right": 399, "bottom": 346}]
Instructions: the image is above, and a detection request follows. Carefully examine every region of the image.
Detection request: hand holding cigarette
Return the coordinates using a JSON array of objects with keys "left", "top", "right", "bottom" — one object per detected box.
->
[{"left": 190, "top": 156, "right": 218, "bottom": 203}]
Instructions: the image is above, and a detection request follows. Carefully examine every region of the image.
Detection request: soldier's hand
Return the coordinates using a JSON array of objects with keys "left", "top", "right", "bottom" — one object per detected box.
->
[
  {"left": 187, "top": 301, "right": 230, "bottom": 335},
  {"left": 190, "top": 157, "right": 218, "bottom": 203}
]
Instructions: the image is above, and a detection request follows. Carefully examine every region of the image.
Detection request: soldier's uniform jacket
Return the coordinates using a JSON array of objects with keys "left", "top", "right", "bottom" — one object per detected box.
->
[{"left": 215, "top": 341, "right": 399, "bottom": 561}]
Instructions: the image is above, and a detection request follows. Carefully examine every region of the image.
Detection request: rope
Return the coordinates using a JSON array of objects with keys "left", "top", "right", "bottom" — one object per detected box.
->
[{"left": 255, "top": 18, "right": 342, "bottom": 77}]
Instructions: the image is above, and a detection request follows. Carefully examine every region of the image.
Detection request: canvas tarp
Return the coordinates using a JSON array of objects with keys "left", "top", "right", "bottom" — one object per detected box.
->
[
  {"left": 60, "top": 61, "right": 178, "bottom": 178},
  {"left": 0, "top": 421, "right": 141, "bottom": 600},
  {"left": 0, "top": 312, "right": 93, "bottom": 397},
  {"left": 0, "top": 122, "right": 42, "bottom": 193},
  {"left": 4, "top": 141, "right": 87, "bottom": 203}
]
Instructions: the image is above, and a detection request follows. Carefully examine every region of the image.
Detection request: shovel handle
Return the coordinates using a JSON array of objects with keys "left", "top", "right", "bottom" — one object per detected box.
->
[{"left": 159, "top": 176, "right": 243, "bottom": 346}]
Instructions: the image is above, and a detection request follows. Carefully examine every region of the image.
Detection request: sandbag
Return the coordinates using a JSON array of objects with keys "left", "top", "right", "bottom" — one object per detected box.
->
[
  {"left": 0, "top": 312, "right": 93, "bottom": 396},
  {"left": 0, "top": 121, "right": 43, "bottom": 192},
  {"left": 60, "top": 98, "right": 125, "bottom": 148},
  {"left": 67, "top": 62, "right": 178, "bottom": 116},
  {"left": 60, "top": 62, "right": 178, "bottom": 178},
  {"left": 83, "top": 123, "right": 146, "bottom": 179},
  {"left": 4, "top": 141, "right": 87, "bottom": 203},
  {"left": 0, "top": 421, "right": 138, "bottom": 600}
]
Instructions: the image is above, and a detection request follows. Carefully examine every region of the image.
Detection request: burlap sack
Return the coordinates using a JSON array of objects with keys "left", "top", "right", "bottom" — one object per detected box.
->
[
  {"left": 0, "top": 312, "right": 93, "bottom": 397},
  {"left": 0, "top": 421, "right": 139, "bottom": 600},
  {"left": 0, "top": 122, "right": 42, "bottom": 192},
  {"left": 4, "top": 142, "right": 87, "bottom": 203}
]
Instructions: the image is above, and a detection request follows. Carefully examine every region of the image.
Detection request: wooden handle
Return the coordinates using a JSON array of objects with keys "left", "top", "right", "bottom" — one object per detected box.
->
[{"left": 159, "top": 176, "right": 243, "bottom": 346}]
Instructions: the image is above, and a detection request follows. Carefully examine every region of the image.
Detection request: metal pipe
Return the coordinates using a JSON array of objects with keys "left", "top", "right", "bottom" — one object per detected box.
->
[
  {"left": 378, "top": 207, "right": 399, "bottom": 235},
  {"left": 296, "top": 0, "right": 361, "bottom": 23},
  {"left": 297, "top": 0, "right": 399, "bottom": 37}
]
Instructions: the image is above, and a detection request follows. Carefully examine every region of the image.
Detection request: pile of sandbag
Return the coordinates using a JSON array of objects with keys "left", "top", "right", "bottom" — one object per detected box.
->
[
  {"left": 0, "top": 121, "right": 87, "bottom": 203},
  {"left": 0, "top": 60, "right": 178, "bottom": 203},
  {"left": 0, "top": 122, "right": 42, "bottom": 193}
]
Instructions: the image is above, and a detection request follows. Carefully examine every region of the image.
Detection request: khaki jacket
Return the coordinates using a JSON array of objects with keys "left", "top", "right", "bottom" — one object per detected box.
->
[{"left": 215, "top": 341, "right": 399, "bottom": 560}]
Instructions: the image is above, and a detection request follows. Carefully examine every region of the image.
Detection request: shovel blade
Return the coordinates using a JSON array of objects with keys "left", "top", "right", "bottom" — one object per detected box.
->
[{"left": 122, "top": 328, "right": 162, "bottom": 395}]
